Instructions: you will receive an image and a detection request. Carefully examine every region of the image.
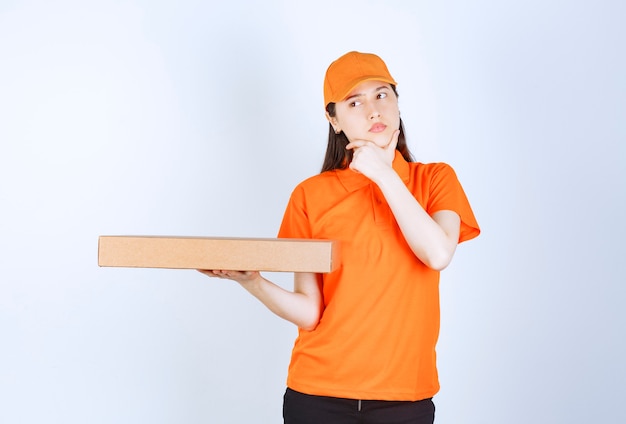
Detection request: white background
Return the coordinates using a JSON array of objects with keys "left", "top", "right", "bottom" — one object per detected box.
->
[{"left": 1, "top": 0, "right": 624, "bottom": 423}]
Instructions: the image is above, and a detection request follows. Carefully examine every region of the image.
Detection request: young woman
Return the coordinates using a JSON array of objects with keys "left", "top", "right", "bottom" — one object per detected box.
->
[{"left": 200, "top": 51, "right": 480, "bottom": 424}]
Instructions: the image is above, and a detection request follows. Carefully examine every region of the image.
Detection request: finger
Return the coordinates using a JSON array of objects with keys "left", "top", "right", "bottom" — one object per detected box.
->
[
  {"left": 345, "top": 139, "right": 372, "bottom": 150},
  {"left": 385, "top": 130, "right": 400, "bottom": 152}
]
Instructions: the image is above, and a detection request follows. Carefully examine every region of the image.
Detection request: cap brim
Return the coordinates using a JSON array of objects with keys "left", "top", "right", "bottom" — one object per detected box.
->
[{"left": 328, "top": 76, "right": 398, "bottom": 105}]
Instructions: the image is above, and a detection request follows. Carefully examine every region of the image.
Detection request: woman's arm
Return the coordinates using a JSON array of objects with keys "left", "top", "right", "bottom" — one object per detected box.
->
[
  {"left": 348, "top": 131, "right": 461, "bottom": 270},
  {"left": 375, "top": 176, "right": 460, "bottom": 271},
  {"left": 197, "top": 270, "right": 323, "bottom": 330}
]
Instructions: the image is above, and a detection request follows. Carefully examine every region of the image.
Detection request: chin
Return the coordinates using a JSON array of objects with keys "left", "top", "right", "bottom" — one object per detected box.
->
[{"left": 371, "top": 134, "right": 392, "bottom": 147}]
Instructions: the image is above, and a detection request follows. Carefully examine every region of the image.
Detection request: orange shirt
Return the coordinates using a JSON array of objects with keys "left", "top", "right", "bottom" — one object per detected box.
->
[{"left": 277, "top": 152, "right": 480, "bottom": 401}]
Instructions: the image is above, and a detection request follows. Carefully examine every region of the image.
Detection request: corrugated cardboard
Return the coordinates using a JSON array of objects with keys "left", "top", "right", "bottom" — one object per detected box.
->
[{"left": 98, "top": 236, "right": 339, "bottom": 273}]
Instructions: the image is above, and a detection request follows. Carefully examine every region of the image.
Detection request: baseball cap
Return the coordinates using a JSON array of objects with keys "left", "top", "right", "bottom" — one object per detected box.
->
[{"left": 323, "top": 51, "right": 397, "bottom": 107}]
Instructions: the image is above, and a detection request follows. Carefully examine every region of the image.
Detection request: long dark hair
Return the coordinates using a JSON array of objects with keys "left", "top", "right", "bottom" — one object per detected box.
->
[{"left": 321, "top": 85, "right": 415, "bottom": 173}]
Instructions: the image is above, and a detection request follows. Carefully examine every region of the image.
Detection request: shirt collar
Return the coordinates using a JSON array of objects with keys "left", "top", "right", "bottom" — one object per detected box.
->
[{"left": 336, "top": 150, "right": 411, "bottom": 192}]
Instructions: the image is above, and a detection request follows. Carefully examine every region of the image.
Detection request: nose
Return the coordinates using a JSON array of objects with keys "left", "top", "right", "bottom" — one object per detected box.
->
[{"left": 368, "top": 106, "right": 381, "bottom": 120}]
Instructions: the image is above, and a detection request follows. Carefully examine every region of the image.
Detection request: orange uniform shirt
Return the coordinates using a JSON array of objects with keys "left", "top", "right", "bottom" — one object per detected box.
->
[{"left": 277, "top": 152, "right": 480, "bottom": 401}]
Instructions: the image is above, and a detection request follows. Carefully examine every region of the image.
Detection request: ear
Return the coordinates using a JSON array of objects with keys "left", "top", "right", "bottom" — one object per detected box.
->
[{"left": 325, "top": 111, "right": 340, "bottom": 133}]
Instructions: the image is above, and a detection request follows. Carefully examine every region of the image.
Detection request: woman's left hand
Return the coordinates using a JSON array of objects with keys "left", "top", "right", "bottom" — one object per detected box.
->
[{"left": 346, "top": 130, "right": 400, "bottom": 182}]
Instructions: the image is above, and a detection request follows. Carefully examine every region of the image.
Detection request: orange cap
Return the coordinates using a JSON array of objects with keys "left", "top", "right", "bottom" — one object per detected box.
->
[{"left": 323, "top": 51, "right": 397, "bottom": 107}]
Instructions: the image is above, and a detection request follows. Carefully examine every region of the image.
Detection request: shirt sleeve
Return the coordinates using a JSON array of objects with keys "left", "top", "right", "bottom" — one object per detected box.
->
[
  {"left": 426, "top": 163, "right": 480, "bottom": 244},
  {"left": 277, "top": 184, "right": 312, "bottom": 239}
]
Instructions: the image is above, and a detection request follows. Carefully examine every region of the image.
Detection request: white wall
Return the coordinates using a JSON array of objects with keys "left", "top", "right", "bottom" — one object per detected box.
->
[{"left": 1, "top": 0, "right": 624, "bottom": 422}]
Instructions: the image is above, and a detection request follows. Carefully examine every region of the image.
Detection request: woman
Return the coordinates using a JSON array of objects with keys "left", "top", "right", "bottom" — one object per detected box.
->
[{"left": 200, "top": 51, "right": 480, "bottom": 424}]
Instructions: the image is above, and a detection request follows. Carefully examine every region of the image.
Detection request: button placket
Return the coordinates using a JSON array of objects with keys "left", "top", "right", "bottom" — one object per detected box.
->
[{"left": 371, "top": 186, "right": 391, "bottom": 226}]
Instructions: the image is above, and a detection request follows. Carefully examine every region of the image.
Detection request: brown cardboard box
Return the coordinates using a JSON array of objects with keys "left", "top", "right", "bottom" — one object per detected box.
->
[{"left": 98, "top": 236, "right": 339, "bottom": 273}]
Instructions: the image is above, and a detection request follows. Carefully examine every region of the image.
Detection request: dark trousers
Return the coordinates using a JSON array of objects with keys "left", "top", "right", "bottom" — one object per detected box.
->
[{"left": 283, "top": 388, "right": 435, "bottom": 424}]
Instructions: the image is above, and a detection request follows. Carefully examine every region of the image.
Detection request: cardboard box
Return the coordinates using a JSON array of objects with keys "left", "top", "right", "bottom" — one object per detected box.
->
[{"left": 98, "top": 236, "right": 339, "bottom": 273}]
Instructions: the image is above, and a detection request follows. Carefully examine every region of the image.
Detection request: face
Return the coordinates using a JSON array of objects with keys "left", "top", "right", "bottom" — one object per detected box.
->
[{"left": 327, "top": 80, "right": 400, "bottom": 148}]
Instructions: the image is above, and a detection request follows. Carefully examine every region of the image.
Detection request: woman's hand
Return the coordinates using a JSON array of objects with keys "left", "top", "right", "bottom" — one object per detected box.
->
[
  {"left": 346, "top": 129, "right": 399, "bottom": 182},
  {"left": 197, "top": 269, "right": 260, "bottom": 286}
]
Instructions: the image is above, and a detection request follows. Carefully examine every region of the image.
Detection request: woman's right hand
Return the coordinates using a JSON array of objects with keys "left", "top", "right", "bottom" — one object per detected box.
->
[{"left": 197, "top": 269, "right": 261, "bottom": 286}]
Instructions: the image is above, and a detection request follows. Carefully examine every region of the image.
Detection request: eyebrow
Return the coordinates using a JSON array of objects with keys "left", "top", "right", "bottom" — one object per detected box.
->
[{"left": 344, "top": 85, "right": 390, "bottom": 102}]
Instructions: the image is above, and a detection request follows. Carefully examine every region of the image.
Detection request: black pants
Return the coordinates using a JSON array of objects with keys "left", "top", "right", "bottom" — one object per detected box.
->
[{"left": 283, "top": 388, "right": 435, "bottom": 424}]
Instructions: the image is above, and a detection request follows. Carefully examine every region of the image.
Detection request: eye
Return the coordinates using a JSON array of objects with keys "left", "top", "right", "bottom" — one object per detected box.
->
[
  {"left": 349, "top": 100, "right": 362, "bottom": 107},
  {"left": 377, "top": 92, "right": 388, "bottom": 99}
]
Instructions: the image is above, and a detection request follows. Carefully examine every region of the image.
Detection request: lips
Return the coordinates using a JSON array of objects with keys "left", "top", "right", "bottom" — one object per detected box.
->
[{"left": 369, "top": 123, "right": 387, "bottom": 133}]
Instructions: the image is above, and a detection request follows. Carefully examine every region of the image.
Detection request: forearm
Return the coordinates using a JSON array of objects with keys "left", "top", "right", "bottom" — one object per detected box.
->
[
  {"left": 375, "top": 171, "right": 459, "bottom": 270},
  {"left": 238, "top": 273, "right": 322, "bottom": 331}
]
